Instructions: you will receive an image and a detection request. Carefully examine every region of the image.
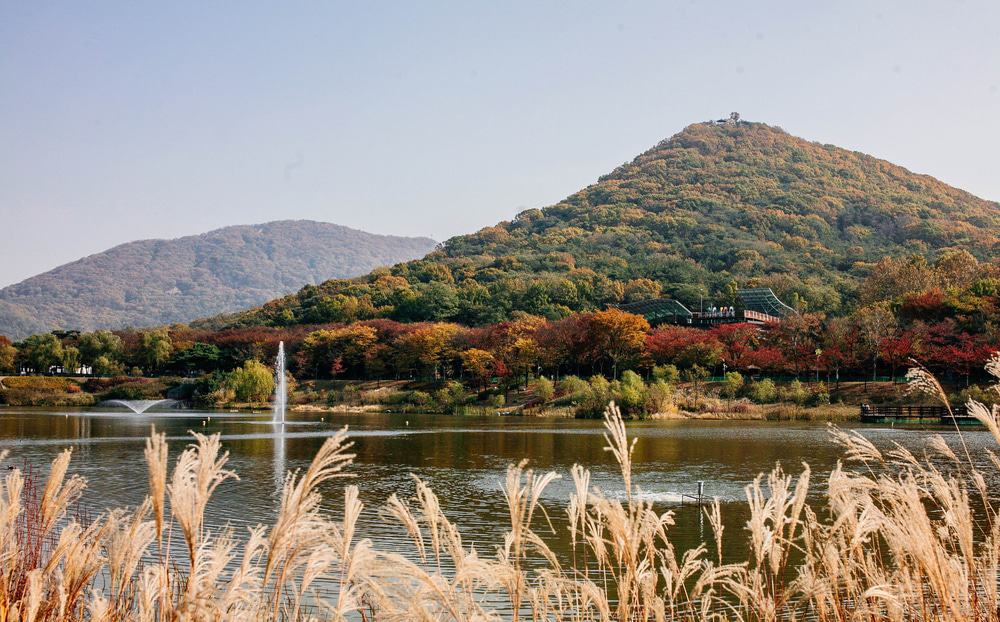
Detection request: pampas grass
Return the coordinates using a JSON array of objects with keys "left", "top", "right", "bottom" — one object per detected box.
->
[{"left": 1, "top": 359, "right": 1000, "bottom": 620}]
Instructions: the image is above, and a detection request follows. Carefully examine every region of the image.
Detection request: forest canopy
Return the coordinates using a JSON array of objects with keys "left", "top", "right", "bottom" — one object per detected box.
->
[{"left": 204, "top": 121, "right": 1000, "bottom": 330}]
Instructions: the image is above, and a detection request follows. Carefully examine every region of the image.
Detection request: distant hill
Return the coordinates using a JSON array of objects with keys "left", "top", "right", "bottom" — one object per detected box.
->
[
  {"left": 214, "top": 120, "right": 1000, "bottom": 329},
  {"left": 0, "top": 220, "right": 436, "bottom": 338}
]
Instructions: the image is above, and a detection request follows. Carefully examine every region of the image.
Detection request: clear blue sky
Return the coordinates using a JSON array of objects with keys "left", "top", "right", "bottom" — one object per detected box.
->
[{"left": 1, "top": 1, "right": 998, "bottom": 287}]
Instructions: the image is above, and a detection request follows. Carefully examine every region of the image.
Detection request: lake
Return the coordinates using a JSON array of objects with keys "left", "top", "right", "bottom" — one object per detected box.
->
[{"left": 0, "top": 407, "right": 993, "bottom": 596}]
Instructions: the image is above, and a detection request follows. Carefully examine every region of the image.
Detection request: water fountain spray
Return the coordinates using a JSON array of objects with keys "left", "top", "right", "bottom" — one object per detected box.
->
[{"left": 273, "top": 341, "right": 287, "bottom": 426}]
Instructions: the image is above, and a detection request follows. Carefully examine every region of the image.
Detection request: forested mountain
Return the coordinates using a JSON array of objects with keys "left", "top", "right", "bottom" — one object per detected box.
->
[
  {"left": 213, "top": 120, "right": 1000, "bottom": 329},
  {"left": 0, "top": 221, "right": 436, "bottom": 338}
]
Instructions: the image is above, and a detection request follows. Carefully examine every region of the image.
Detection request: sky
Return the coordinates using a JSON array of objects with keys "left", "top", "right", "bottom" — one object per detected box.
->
[{"left": 1, "top": 1, "right": 998, "bottom": 287}]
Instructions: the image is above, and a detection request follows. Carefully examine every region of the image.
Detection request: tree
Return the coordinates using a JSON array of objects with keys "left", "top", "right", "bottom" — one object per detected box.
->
[
  {"left": 93, "top": 355, "right": 125, "bottom": 377},
  {"left": 770, "top": 313, "right": 824, "bottom": 376},
  {"left": 78, "top": 330, "right": 124, "bottom": 367},
  {"left": 460, "top": 348, "right": 496, "bottom": 390},
  {"left": 586, "top": 309, "right": 650, "bottom": 378},
  {"left": 18, "top": 333, "right": 63, "bottom": 374},
  {"left": 139, "top": 329, "right": 173, "bottom": 373},
  {"left": 170, "top": 343, "right": 222, "bottom": 373},
  {"left": 720, "top": 371, "right": 744, "bottom": 411},
  {"left": 394, "top": 324, "right": 460, "bottom": 379},
  {"left": 529, "top": 376, "right": 555, "bottom": 403},
  {"left": 0, "top": 337, "right": 16, "bottom": 373},
  {"left": 62, "top": 347, "right": 81, "bottom": 374},
  {"left": 299, "top": 326, "right": 379, "bottom": 378},
  {"left": 682, "top": 364, "right": 709, "bottom": 401},
  {"left": 852, "top": 303, "right": 898, "bottom": 382},
  {"left": 226, "top": 360, "right": 275, "bottom": 404}
]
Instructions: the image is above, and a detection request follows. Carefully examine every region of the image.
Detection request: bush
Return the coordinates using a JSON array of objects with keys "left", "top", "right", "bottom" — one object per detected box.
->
[
  {"left": 558, "top": 375, "right": 589, "bottom": 397},
  {"left": 407, "top": 390, "right": 432, "bottom": 407},
  {"left": 652, "top": 364, "right": 679, "bottom": 383},
  {"left": 529, "top": 377, "right": 555, "bottom": 402},
  {"left": 489, "top": 393, "right": 506, "bottom": 408},
  {"left": 781, "top": 380, "right": 810, "bottom": 406},
  {"left": 810, "top": 382, "right": 831, "bottom": 406},
  {"left": 748, "top": 379, "right": 778, "bottom": 404},
  {"left": 720, "top": 371, "right": 745, "bottom": 400},
  {"left": 617, "top": 371, "right": 646, "bottom": 414},
  {"left": 225, "top": 360, "right": 275, "bottom": 404},
  {"left": 434, "top": 381, "right": 469, "bottom": 414},
  {"left": 644, "top": 379, "right": 675, "bottom": 415}
]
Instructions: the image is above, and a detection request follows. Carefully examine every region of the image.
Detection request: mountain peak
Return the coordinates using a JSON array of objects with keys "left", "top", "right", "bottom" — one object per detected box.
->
[
  {"left": 226, "top": 121, "right": 999, "bottom": 329},
  {"left": 0, "top": 221, "right": 437, "bottom": 339}
]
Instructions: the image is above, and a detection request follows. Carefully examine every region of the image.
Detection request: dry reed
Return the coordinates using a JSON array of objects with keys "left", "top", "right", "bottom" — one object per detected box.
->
[{"left": 0, "top": 356, "right": 999, "bottom": 620}]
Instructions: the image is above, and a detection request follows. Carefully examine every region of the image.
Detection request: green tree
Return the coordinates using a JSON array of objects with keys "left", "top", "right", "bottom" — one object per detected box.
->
[
  {"left": 78, "top": 330, "right": 124, "bottom": 367},
  {"left": 171, "top": 343, "right": 222, "bottom": 373},
  {"left": 617, "top": 370, "right": 647, "bottom": 414},
  {"left": 139, "top": 329, "right": 173, "bottom": 373},
  {"left": 93, "top": 355, "right": 125, "bottom": 377},
  {"left": 720, "top": 371, "right": 744, "bottom": 412},
  {"left": 18, "top": 333, "right": 63, "bottom": 374},
  {"left": 226, "top": 360, "right": 275, "bottom": 404},
  {"left": 748, "top": 379, "right": 778, "bottom": 404},
  {"left": 652, "top": 364, "right": 680, "bottom": 383},
  {"left": 529, "top": 376, "right": 555, "bottom": 403},
  {"left": 62, "top": 346, "right": 81, "bottom": 374}
]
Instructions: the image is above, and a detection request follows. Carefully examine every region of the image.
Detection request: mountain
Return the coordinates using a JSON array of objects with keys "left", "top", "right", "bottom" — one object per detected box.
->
[
  {"left": 206, "top": 120, "right": 1000, "bottom": 329},
  {"left": 0, "top": 220, "right": 436, "bottom": 339}
]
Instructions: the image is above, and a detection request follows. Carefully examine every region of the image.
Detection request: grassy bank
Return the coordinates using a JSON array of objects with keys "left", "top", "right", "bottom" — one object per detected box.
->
[{"left": 0, "top": 372, "right": 963, "bottom": 423}]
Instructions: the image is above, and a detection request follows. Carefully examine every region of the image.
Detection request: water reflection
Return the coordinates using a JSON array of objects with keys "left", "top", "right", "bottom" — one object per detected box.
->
[{"left": 0, "top": 408, "right": 993, "bottom": 573}]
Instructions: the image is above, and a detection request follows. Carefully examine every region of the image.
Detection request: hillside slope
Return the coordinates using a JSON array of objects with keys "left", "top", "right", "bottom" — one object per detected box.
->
[
  {"left": 210, "top": 120, "right": 1000, "bottom": 328},
  {"left": 0, "top": 220, "right": 436, "bottom": 338}
]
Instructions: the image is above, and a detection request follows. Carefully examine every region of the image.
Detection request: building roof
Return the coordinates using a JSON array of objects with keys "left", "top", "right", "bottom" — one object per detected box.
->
[
  {"left": 616, "top": 298, "right": 693, "bottom": 323},
  {"left": 737, "top": 288, "right": 795, "bottom": 317}
]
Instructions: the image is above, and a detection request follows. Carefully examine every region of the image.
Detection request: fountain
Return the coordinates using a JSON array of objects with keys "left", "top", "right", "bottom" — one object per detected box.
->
[
  {"left": 104, "top": 399, "right": 177, "bottom": 414},
  {"left": 273, "top": 341, "right": 287, "bottom": 426}
]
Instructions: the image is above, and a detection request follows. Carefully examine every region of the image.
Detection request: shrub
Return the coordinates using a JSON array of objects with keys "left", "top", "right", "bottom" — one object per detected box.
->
[
  {"left": 407, "top": 390, "right": 432, "bottom": 407},
  {"left": 720, "top": 371, "right": 745, "bottom": 400},
  {"left": 644, "top": 379, "right": 675, "bottom": 415},
  {"left": 617, "top": 370, "right": 646, "bottom": 414},
  {"left": 781, "top": 379, "right": 810, "bottom": 406},
  {"left": 529, "top": 377, "right": 555, "bottom": 402},
  {"left": 810, "top": 382, "right": 831, "bottom": 406},
  {"left": 225, "top": 360, "right": 275, "bottom": 404},
  {"left": 652, "top": 364, "right": 679, "bottom": 383},
  {"left": 558, "top": 375, "right": 589, "bottom": 397},
  {"left": 434, "top": 381, "right": 469, "bottom": 414},
  {"left": 748, "top": 378, "right": 778, "bottom": 404}
]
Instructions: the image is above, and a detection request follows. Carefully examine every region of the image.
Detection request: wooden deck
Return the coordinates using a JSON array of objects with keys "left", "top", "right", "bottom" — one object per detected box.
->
[{"left": 859, "top": 404, "right": 979, "bottom": 425}]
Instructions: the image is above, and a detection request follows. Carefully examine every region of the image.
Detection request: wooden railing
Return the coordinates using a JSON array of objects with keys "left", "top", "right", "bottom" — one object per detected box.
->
[{"left": 860, "top": 404, "right": 972, "bottom": 423}]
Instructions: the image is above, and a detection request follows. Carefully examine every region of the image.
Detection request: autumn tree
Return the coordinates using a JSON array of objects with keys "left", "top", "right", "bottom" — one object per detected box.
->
[
  {"left": 459, "top": 348, "right": 496, "bottom": 390},
  {"left": 299, "top": 325, "right": 379, "bottom": 378},
  {"left": 0, "top": 336, "right": 16, "bottom": 373},
  {"left": 852, "top": 303, "right": 898, "bottom": 381},
  {"left": 586, "top": 309, "right": 650, "bottom": 378}
]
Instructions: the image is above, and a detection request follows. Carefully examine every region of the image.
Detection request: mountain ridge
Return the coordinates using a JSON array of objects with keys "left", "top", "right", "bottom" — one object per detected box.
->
[
  {"left": 210, "top": 120, "right": 999, "bottom": 329},
  {"left": 0, "top": 220, "right": 436, "bottom": 339}
]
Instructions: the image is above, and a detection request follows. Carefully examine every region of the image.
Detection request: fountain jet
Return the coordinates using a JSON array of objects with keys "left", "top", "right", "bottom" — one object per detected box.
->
[
  {"left": 105, "top": 399, "right": 176, "bottom": 414},
  {"left": 273, "top": 341, "right": 287, "bottom": 425}
]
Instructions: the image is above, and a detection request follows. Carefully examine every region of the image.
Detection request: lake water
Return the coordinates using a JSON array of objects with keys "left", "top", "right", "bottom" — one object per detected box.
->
[{"left": 0, "top": 407, "right": 994, "bottom": 596}]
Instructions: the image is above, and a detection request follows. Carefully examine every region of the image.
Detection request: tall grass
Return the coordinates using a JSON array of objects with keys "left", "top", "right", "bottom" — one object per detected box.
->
[{"left": 2, "top": 355, "right": 1000, "bottom": 620}]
